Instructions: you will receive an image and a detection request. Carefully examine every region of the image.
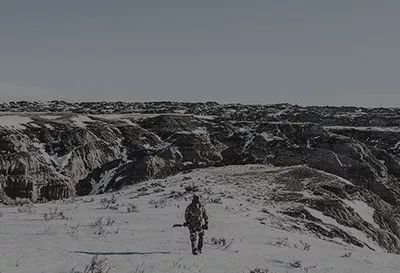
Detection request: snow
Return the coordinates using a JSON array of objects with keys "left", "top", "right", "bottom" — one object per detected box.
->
[
  {"left": 0, "top": 115, "right": 33, "bottom": 130},
  {"left": 343, "top": 200, "right": 378, "bottom": 229},
  {"left": 54, "top": 152, "right": 73, "bottom": 170},
  {"left": 193, "top": 115, "right": 216, "bottom": 120},
  {"left": 315, "top": 169, "right": 354, "bottom": 185},
  {"left": 260, "top": 132, "right": 284, "bottom": 142},
  {"left": 1, "top": 166, "right": 400, "bottom": 272},
  {"left": 90, "top": 167, "right": 118, "bottom": 194},
  {"left": 70, "top": 115, "right": 94, "bottom": 128},
  {"left": 122, "top": 119, "right": 135, "bottom": 125},
  {"left": 192, "top": 127, "right": 208, "bottom": 135},
  {"left": 39, "top": 115, "right": 62, "bottom": 120},
  {"left": 44, "top": 124, "right": 55, "bottom": 130},
  {"left": 32, "top": 142, "right": 54, "bottom": 165},
  {"left": 273, "top": 109, "right": 290, "bottom": 118},
  {"left": 29, "top": 123, "right": 41, "bottom": 128},
  {"left": 331, "top": 151, "right": 345, "bottom": 167},
  {"left": 143, "top": 142, "right": 171, "bottom": 151}
]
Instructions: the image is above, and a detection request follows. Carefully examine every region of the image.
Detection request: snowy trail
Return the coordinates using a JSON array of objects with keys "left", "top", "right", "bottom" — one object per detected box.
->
[{"left": 1, "top": 166, "right": 400, "bottom": 273}]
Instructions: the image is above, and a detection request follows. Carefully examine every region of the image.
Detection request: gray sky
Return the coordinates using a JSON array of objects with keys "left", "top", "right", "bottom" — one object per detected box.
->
[{"left": 1, "top": 0, "right": 400, "bottom": 106}]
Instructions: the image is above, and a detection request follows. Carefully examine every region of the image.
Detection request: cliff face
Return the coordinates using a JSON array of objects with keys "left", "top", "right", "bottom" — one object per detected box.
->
[{"left": 2, "top": 102, "right": 400, "bottom": 253}]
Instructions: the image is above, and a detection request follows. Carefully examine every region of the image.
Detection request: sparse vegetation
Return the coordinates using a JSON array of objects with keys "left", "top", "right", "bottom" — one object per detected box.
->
[
  {"left": 15, "top": 198, "right": 31, "bottom": 206},
  {"left": 100, "top": 194, "right": 118, "bottom": 210},
  {"left": 168, "top": 190, "right": 185, "bottom": 199},
  {"left": 290, "top": 260, "right": 302, "bottom": 268},
  {"left": 341, "top": 251, "right": 352, "bottom": 258},
  {"left": 83, "top": 197, "right": 95, "bottom": 203},
  {"left": 18, "top": 204, "right": 35, "bottom": 214},
  {"left": 90, "top": 217, "right": 117, "bottom": 235},
  {"left": 261, "top": 208, "right": 270, "bottom": 214},
  {"left": 211, "top": 236, "right": 226, "bottom": 246},
  {"left": 82, "top": 255, "right": 111, "bottom": 273},
  {"left": 210, "top": 197, "right": 223, "bottom": 204},
  {"left": 153, "top": 187, "right": 164, "bottom": 193},
  {"left": 137, "top": 187, "right": 150, "bottom": 197},
  {"left": 43, "top": 207, "right": 70, "bottom": 221},
  {"left": 90, "top": 217, "right": 104, "bottom": 229},
  {"left": 148, "top": 198, "right": 167, "bottom": 208},
  {"left": 184, "top": 182, "right": 199, "bottom": 193},
  {"left": 131, "top": 261, "right": 145, "bottom": 273},
  {"left": 249, "top": 268, "right": 270, "bottom": 273},
  {"left": 40, "top": 225, "right": 57, "bottom": 236},
  {"left": 210, "top": 237, "right": 234, "bottom": 250},
  {"left": 271, "top": 237, "right": 289, "bottom": 247},
  {"left": 299, "top": 240, "right": 311, "bottom": 251},
  {"left": 69, "top": 223, "right": 81, "bottom": 237},
  {"left": 127, "top": 203, "right": 139, "bottom": 213},
  {"left": 105, "top": 217, "right": 116, "bottom": 226},
  {"left": 170, "top": 258, "right": 186, "bottom": 269}
]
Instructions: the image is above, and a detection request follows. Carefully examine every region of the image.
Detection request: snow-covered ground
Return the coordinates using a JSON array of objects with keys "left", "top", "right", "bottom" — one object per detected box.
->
[
  {"left": 0, "top": 115, "right": 34, "bottom": 130},
  {"left": 1, "top": 165, "right": 400, "bottom": 273}
]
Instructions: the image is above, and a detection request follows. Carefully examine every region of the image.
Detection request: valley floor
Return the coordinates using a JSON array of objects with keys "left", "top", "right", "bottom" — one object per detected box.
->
[{"left": 1, "top": 165, "right": 400, "bottom": 273}]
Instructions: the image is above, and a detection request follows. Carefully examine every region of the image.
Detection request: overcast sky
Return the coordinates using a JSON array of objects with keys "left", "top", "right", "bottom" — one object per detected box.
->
[{"left": 1, "top": 0, "right": 400, "bottom": 106}]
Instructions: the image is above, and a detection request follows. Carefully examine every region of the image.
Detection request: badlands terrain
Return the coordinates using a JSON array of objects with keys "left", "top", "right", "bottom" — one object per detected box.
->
[{"left": 1, "top": 101, "right": 400, "bottom": 272}]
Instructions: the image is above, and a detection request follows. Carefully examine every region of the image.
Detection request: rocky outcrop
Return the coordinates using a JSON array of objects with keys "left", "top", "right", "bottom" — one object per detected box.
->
[{"left": 248, "top": 165, "right": 400, "bottom": 253}]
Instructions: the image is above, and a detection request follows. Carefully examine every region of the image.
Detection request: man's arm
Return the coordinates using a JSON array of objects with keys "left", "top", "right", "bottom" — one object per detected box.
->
[
  {"left": 185, "top": 206, "right": 190, "bottom": 223},
  {"left": 202, "top": 206, "right": 209, "bottom": 229}
]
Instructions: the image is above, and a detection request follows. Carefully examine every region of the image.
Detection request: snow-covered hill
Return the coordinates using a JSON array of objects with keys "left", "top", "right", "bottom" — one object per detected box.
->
[{"left": 1, "top": 165, "right": 400, "bottom": 273}]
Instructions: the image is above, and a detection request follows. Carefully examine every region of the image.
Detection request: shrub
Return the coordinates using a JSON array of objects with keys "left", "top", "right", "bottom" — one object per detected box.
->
[
  {"left": 100, "top": 195, "right": 118, "bottom": 210},
  {"left": 127, "top": 203, "right": 139, "bottom": 213},
  {"left": 105, "top": 217, "right": 116, "bottom": 227},
  {"left": 15, "top": 198, "right": 31, "bottom": 206},
  {"left": 40, "top": 225, "right": 57, "bottom": 236},
  {"left": 83, "top": 255, "right": 111, "bottom": 273},
  {"left": 184, "top": 183, "right": 198, "bottom": 193},
  {"left": 211, "top": 237, "right": 226, "bottom": 246},
  {"left": 148, "top": 199, "right": 166, "bottom": 209},
  {"left": 272, "top": 237, "right": 289, "bottom": 247},
  {"left": 131, "top": 261, "right": 145, "bottom": 273},
  {"left": 43, "top": 207, "right": 70, "bottom": 221},
  {"left": 261, "top": 208, "right": 270, "bottom": 214},
  {"left": 250, "top": 268, "right": 269, "bottom": 273},
  {"left": 83, "top": 197, "right": 95, "bottom": 203},
  {"left": 153, "top": 187, "right": 164, "bottom": 193},
  {"left": 290, "top": 260, "right": 301, "bottom": 268},
  {"left": 69, "top": 223, "right": 81, "bottom": 237},
  {"left": 90, "top": 217, "right": 116, "bottom": 236},
  {"left": 18, "top": 204, "right": 35, "bottom": 214},
  {"left": 299, "top": 240, "right": 310, "bottom": 251},
  {"left": 90, "top": 217, "right": 104, "bottom": 229},
  {"left": 341, "top": 251, "right": 352, "bottom": 258},
  {"left": 210, "top": 237, "right": 234, "bottom": 250},
  {"left": 210, "top": 198, "right": 223, "bottom": 204}
]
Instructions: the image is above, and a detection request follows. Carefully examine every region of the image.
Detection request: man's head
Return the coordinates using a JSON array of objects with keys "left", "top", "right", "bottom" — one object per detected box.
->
[{"left": 192, "top": 195, "right": 200, "bottom": 204}]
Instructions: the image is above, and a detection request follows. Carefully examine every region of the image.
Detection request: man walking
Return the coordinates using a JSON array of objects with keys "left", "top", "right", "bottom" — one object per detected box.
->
[{"left": 184, "top": 195, "right": 209, "bottom": 255}]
